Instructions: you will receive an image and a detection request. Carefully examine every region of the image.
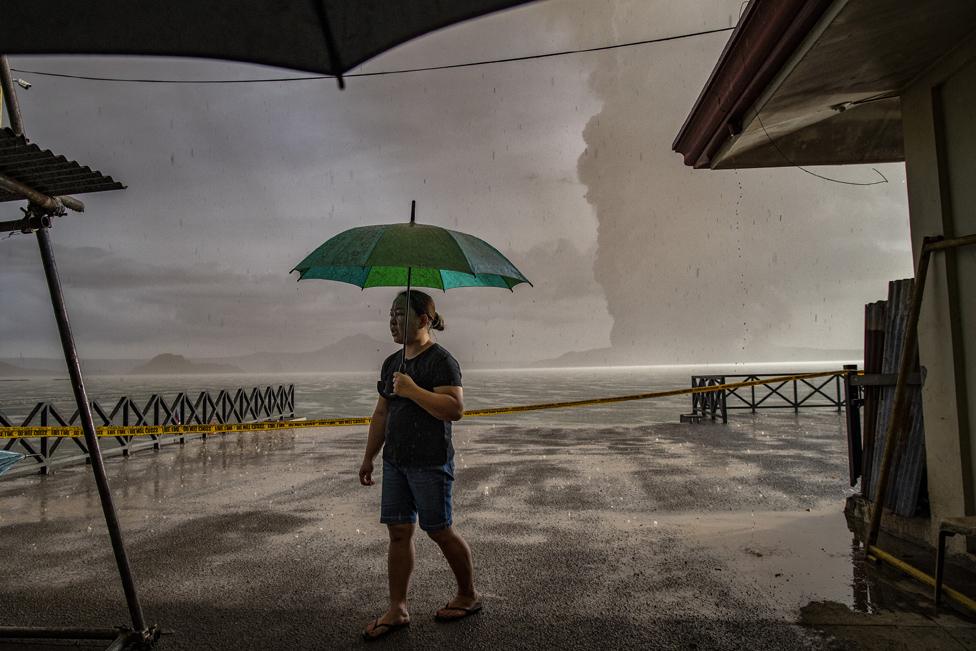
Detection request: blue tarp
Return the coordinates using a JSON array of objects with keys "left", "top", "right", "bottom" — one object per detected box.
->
[{"left": 0, "top": 450, "right": 23, "bottom": 477}]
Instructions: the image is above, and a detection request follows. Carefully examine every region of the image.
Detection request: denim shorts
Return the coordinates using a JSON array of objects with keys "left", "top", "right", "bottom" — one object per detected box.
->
[{"left": 380, "top": 459, "right": 454, "bottom": 532}]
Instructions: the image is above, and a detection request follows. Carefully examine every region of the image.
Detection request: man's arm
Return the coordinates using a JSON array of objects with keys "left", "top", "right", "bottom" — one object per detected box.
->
[
  {"left": 359, "top": 396, "right": 388, "bottom": 486},
  {"left": 393, "top": 372, "right": 464, "bottom": 421}
]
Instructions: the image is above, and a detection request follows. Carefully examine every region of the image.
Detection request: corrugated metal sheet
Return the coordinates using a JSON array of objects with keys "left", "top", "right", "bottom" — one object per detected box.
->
[
  {"left": 865, "top": 279, "right": 927, "bottom": 516},
  {"left": 0, "top": 128, "right": 124, "bottom": 202}
]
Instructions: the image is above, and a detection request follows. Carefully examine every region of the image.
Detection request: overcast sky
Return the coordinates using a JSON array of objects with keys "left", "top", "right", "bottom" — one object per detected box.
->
[{"left": 0, "top": 0, "right": 913, "bottom": 366}]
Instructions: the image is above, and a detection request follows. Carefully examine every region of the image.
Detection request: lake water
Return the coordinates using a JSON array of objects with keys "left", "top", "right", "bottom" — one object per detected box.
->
[{"left": 0, "top": 362, "right": 850, "bottom": 428}]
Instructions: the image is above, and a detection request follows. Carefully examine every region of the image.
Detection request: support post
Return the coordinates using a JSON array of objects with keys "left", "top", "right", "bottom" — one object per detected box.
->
[
  {"left": 720, "top": 377, "right": 728, "bottom": 424},
  {"left": 0, "top": 53, "right": 154, "bottom": 645},
  {"left": 35, "top": 226, "right": 149, "bottom": 636},
  {"left": 0, "top": 56, "right": 25, "bottom": 136},
  {"left": 843, "top": 364, "right": 862, "bottom": 487}
]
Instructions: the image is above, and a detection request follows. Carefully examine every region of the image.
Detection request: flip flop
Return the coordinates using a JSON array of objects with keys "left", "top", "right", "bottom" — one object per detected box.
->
[
  {"left": 362, "top": 618, "right": 410, "bottom": 642},
  {"left": 434, "top": 601, "right": 483, "bottom": 622}
]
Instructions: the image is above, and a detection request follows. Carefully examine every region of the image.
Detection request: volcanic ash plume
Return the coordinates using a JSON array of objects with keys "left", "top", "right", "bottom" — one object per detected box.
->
[{"left": 576, "top": 2, "right": 910, "bottom": 364}]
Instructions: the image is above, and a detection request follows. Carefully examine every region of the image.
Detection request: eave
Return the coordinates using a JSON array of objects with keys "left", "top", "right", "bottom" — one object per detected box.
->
[{"left": 673, "top": 0, "right": 976, "bottom": 170}]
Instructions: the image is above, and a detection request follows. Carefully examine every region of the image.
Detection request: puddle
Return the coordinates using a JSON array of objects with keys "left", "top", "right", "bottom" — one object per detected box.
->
[{"left": 678, "top": 506, "right": 860, "bottom": 616}]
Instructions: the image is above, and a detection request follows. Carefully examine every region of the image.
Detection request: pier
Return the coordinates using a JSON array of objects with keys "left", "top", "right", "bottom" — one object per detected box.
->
[{"left": 683, "top": 370, "right": 852, "bottom": 423}]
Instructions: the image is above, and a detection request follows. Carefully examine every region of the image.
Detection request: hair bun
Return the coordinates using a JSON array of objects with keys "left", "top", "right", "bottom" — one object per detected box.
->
[{"left": 431, "top": 312, "right": 445, "bottom": 331}]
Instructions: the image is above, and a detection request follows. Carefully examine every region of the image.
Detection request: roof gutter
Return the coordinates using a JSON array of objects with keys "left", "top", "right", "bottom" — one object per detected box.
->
[{"left": 672, "top": 0, "right": 834, "bottom": 168}]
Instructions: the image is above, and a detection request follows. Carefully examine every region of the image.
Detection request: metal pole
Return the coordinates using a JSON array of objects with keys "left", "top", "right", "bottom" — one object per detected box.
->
[
  {"left": 836, "top": 375, "right": 842, "bottom": 412},
  {"left": 1, "top": 52, "right": 148, "bottom": 635},
  {"left": 35, "top": 227, "right": 148, "bottom": 633},
  {"left": 0, "top": 173, "right": 65, "bottom": 214},
  {"left": 398, "top": 201, "right": 417, "bottom": 374},
  {"left": 722, "top": 377, "right": 729, "bottom": 425},
  {"left": 0, "top": 56, "right": 25, "bottom": 136},
  {"left": 843, "top": 364, "right": 862, "bottom": 488},
  {"left": 400, "top": 266, "right": 413, "bottom": 372}
]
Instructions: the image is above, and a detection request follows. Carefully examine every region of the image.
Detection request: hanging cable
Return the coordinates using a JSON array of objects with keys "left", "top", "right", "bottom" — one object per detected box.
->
[
  {"left": 9, "top": 26, "right": 735, "bottom": 84},
  {"left": 755, "top": 115, "right": 889, "bottom": 187}
]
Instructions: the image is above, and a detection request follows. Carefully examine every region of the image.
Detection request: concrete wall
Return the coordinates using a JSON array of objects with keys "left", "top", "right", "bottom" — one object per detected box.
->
[{"left": 902, "top": 35, "right": 976, "bottom": 548}]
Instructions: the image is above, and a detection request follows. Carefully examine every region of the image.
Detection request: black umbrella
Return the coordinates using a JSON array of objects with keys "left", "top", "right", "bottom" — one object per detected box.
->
[{"left": 0, "top": 1, "right": 535, "bottom": 86}]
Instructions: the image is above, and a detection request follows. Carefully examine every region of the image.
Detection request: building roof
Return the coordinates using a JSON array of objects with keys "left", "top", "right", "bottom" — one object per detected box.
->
[
  {"left": 673, "top": 0, "right": 976, "bottom": 169},
  {"left": 0, "top": 128, "right": 124, "bottom": 202}
]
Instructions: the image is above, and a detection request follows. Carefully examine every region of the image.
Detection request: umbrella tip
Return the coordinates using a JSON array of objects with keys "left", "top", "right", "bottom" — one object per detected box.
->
[{"left": 410, "top": 200, "right": 416, "bottom": 224}]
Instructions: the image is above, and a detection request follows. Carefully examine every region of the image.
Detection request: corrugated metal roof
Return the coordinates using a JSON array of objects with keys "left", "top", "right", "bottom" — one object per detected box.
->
[{"left": 0, "top": 128, "right": 124, "bottom": 202}]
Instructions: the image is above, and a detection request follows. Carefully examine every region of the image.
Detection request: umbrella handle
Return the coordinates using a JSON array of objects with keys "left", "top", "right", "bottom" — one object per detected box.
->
[
  {"left": 386, "top": 264, "right": 412, "bottom": 396},
  {"left": 390, "top": 203, "right": 416, "bottom": 394},
  {"left": 399, "top": 266, "right": 412, "bottom": 373}
]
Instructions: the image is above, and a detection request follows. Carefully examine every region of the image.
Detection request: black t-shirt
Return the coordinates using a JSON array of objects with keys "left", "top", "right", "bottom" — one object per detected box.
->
[{"left": 377, "top": 343, "right": 462, "bottom": 467}]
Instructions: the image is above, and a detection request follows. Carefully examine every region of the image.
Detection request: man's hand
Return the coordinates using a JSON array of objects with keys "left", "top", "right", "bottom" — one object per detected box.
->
[
  {"left": 392, "top": 372, "right": 419, "bottom": 398},
  {"left": 359, "top": 458, "right": 375, "bottom": 486}
]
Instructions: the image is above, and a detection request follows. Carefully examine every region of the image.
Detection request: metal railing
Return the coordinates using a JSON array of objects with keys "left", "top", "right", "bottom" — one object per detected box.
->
[
  {"left": 1, "top": 385, "right": 294, "bottom": 474},
  {"left": 689, "top": 372, "right": 848, "bottom": 423}
]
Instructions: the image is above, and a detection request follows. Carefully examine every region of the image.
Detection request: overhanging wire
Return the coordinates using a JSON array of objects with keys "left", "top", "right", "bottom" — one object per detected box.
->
[
  {"left": 10, "top": 26, "right": 736, "bottom": 84},
  {"left": 755, "top": 114, "right": 889, "bottom": 187}
]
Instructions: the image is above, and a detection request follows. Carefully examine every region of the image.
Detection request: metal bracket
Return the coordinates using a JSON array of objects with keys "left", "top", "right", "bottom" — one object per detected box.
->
[
  {"left": 852, "top": 373, "right": 923, "bottom": 387},
  {"left": 0, "top": 205, "right": 53, "bottom": 234}
]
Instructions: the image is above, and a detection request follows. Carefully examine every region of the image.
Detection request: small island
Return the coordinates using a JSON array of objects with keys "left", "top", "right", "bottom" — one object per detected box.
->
[
  {"left": 129, "top": 353, "right": 242, "bottom": 375},
  {"left": 0, "top": 361, "right": 45, "bottom": 377}
]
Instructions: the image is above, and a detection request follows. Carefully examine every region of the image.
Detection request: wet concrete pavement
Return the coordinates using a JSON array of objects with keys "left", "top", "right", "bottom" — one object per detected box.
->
[{"left": 1, "top": 413, "right": 975, "bottom": 649}]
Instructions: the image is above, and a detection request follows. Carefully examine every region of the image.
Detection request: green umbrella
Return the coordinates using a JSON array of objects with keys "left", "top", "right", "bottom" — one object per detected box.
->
[{"left": 292, "top": 201, "right": 531, "bottom": 380}]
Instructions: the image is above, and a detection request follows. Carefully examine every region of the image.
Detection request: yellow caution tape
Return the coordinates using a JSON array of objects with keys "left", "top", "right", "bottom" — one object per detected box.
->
[
  {"left": 0, "top": 370, "right": 848, "bottom": 439},
  {"left": 0, "top": 418, "right": 372, "bottom": 439}
]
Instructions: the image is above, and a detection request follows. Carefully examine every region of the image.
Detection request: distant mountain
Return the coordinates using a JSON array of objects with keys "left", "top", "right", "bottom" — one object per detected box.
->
[
  {"left": 222, "top": 334, "right": 393, "bottom": 373},
  {"left": 530, "top": 347, "right": 630, "bottom": 368},
  {"left": 0, "top": 360, "right": 46, "bottom": 377},
  {"left": 0, "top": 357, "right": 138, "bottom": 375},
  {"left": 1, "top": 335, "right": 403, "bottom": 378},
  {"left": 3, "top": 337, "right": 863, "bottom": 378},
  {"left": 130, "top": 354, "right": 243, "bottom": 375}
]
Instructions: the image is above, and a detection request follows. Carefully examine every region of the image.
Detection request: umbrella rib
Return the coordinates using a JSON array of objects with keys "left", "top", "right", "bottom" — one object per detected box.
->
[{"left": 445, "top": 230, "right": 479, "bottom": 276}]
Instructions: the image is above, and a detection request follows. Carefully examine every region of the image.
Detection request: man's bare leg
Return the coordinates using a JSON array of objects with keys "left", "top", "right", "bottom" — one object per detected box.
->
[
  {"left": 364, "top": 523, "right": 415, "bottom": 638},
  {"left": 427, "top": 526, "right": 481, "bottom": 618}
]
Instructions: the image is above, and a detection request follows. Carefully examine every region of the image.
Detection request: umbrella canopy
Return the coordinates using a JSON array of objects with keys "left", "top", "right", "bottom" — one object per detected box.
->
[
  {"left": 292, "top": 215, "right": 531, "bottom": 291},
  {"left": 0, "top": 1, "right": 535, "bottom": 77},
  {"left": 293, "top": 202, "right": 530, "bottom": 379},
  {"left": 0, "top": 450, "right": 23, "bottom": 477}
]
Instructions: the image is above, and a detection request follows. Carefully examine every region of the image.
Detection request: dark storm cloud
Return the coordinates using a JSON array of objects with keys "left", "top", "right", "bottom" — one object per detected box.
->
[
  {"left": 0, "top": 4, "right": 604, "bottom": 361},
  {"left": 1, "top": 232, "right": 602, "bottom": 362},
  {"left": 1, "top": 236, "right": 377, "bottom": 355}
]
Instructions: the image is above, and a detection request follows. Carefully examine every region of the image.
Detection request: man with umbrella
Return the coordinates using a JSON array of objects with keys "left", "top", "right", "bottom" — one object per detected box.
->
[{"left": 359, "top": 289, "right": 480, "bottom": 640}]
